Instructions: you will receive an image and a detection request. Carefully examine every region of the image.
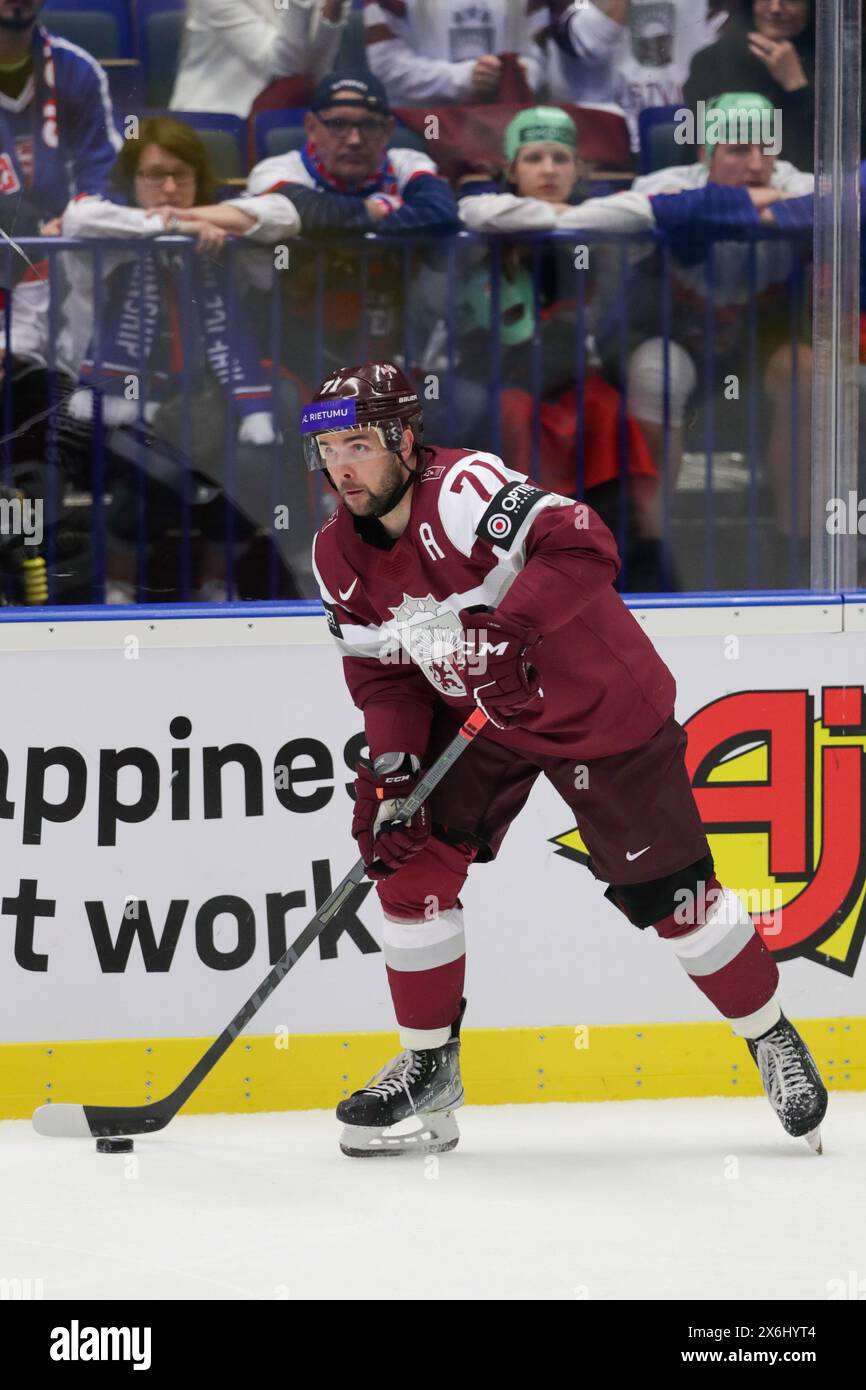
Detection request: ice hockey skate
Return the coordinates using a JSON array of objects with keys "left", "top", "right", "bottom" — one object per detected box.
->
[
  {"left": 747, "top": 1013, "right": 828, "bottom": 1153},
  {"left": 337, "top": 1000, "right": 466, "bottom": 1157}
]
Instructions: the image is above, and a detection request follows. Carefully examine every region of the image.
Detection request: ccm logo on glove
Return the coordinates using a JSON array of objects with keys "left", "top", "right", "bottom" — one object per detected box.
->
[
  {"left": 352, "top": 752, "right": 430, "bottom": 880},
  {"left": 458, "top": 607, "right": 542, "bottom": 730}
]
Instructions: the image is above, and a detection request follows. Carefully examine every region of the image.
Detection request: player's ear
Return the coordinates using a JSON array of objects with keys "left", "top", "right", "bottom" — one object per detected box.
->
[{"left": 400, "top": 426, "right": 414, "bottom": 460}]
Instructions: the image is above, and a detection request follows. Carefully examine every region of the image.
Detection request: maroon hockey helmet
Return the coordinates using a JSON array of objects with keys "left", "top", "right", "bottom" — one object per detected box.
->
[{"left": 300, "top": 361, "right": 423, "bottom": 471}]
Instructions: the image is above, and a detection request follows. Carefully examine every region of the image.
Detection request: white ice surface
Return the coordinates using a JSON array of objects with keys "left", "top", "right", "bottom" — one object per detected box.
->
[{"left": 1, "top": 1096, "right": 864, "bottom": 1301}]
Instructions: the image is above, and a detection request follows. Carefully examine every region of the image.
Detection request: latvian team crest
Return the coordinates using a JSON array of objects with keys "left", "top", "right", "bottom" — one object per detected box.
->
[{"left": 386, "top": 593, "right": 469, "bottom": 698}]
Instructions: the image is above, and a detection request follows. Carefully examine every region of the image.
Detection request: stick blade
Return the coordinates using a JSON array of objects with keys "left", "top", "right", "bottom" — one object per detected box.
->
[
  {"left": 33, "top": 1100, "right": 173, "bottom": 1138},
  {"left": 32, "top": 1103, "right": 94, "bottom": 1138}
]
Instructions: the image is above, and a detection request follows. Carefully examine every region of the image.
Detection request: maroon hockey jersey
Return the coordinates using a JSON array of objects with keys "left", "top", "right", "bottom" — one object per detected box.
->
[{"left": 312, "top": 447, "right": 676, "bottom": 761}]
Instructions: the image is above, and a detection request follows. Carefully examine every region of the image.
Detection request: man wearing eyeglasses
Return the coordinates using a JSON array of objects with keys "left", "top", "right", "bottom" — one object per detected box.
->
[
  {"left": 247, "top": 71, "right": 458, "bottom": 237},
  {"left": 246, "top": 70, "right": 458, "bottom": 381}
]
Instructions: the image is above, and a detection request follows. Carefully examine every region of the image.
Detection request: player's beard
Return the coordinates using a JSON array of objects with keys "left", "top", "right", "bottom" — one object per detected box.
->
[{"left": 340, "top": 454, "right": 412, "bottom": 519}]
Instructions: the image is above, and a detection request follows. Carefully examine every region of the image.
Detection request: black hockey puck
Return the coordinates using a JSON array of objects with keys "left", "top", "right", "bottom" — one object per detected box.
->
[{"left": 95, "top": 1137, "right": 134, "bottom": 1153}]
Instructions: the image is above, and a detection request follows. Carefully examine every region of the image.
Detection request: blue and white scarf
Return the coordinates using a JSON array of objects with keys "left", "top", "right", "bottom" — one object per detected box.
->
[{"left": 78, "top": 249, "right": 272, "bottom": 418}]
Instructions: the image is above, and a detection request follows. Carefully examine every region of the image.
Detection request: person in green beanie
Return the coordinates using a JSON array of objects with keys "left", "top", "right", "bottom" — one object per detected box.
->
[
  {"left": 458, "top": 93, "right": 815, "bottom": 586},
  {"left": 455, "top": 105, "right": 666, "bottom": 590},
  {"left": 615, "top": 90, "right": 814, "bottom": 584},
  {"left": 684, "top": 0, "right": 816, "bottom": 170},
  {"left": 460, "top": 104, "right": 656, "bottom": 234}
]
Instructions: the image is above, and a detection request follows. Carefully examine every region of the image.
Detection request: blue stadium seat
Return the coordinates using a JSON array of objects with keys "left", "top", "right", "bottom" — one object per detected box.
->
[
  {"left": 135, "top": 0, "right": 186, "bottom": 109},
  {"left": 42, "top": 6, "right": 128, "bottom": 60},
  {"left": 391, "top": 120, "right": 427, "bottom": 154},
  {"left": 253, "top": 108, "right": 307, "bottom": 165},
  {"left": 638, "top": 104, "right": 696, "bottom": 176},
  {"left": 103, "top": 59, "right": 142, "bottom": 110}
]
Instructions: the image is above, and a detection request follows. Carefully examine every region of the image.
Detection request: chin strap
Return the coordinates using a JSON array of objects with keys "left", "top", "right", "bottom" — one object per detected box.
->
[{"left": 370, "top": 450, "right": 421, "bottom": 519}]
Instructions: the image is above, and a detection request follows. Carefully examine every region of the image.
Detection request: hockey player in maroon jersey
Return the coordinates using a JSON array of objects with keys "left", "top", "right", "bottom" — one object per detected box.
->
[{"left": 305, "top": 361, "right": 827, "bottom": 1158}]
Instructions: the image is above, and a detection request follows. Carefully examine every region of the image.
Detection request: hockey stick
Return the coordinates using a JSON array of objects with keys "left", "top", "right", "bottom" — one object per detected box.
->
[{"left": 32, "top": 707, "right": 489, "bottom": 1139}]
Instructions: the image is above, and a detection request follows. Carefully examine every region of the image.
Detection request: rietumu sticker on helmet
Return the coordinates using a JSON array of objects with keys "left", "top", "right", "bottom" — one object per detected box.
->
[
  {"left": 300, "top": 399, "right": 358, "bottom": 433},
  {"left": 301, "top": 399, "right": 363, "bottom": 470}
]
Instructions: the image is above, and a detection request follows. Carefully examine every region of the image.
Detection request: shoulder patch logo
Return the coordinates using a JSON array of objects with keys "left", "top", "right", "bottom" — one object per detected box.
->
[
  {"left": 323, "top": 601, "right": 343, "bottom": 639},
  {"left": 420, "top": 465, "right": 445, "bottom": 482},
  {"left": 476, "top": 479, "right": 548, "bottom": 550}
]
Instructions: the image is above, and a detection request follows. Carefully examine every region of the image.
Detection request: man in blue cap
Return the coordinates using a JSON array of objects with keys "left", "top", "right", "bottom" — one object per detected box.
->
[
  {"left": 245, "top": 69, "right": 459, "bottom": 409},
  {"left": 247, "top": 69, "right": 457, "bottom": 235}
]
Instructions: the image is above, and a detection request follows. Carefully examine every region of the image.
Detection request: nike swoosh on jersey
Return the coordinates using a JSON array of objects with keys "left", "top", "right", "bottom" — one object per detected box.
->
[
  {"left": 339, "top": 578, "right": 358, "bottom": 601},
  {"left": 625, "top": 846, "right": 651, "bottom": 861}
]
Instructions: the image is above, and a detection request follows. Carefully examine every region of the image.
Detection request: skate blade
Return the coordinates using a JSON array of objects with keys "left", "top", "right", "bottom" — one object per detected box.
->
[
  {"left": 339, "top": 1109, "right": 460, "bottom": 1158},
  {"left": 805, "top": 1125, "right": 823, "bottom": 1155}
]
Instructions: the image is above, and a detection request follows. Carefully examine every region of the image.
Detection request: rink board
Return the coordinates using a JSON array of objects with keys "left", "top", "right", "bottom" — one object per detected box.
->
[
  {"left": 0, "top": 596, "right": 865, "bottom": 1118},
  {"left": 2, "top": 1017, "right": 863, "bottom": 1120}
]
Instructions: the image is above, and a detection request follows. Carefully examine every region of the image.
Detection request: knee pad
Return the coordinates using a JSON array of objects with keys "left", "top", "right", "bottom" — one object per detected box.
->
[
  {"left": 376, "top": 834, "right": 474, "bottom": 921},
  {"left": 605, "top": 854, "right": 715, "bottom": 929},
  {"left": 627, "top": 338, "right": 697, "bottom": 427}
]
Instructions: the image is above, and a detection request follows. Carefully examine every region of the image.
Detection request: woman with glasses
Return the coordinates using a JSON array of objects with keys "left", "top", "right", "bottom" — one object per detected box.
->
[{"left": 61, "top": 117, "right": 313, "bottom": 603}]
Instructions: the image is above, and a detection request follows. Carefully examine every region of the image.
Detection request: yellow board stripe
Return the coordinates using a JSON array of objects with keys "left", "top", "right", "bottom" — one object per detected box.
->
[{"left": 2, "top": 1017, "right": 863, "bottom": 1121}]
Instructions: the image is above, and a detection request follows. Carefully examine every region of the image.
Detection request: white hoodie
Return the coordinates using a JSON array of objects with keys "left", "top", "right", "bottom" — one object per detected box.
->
[{"left": 170, "top": 0, "right": 350, "bottom": 118}]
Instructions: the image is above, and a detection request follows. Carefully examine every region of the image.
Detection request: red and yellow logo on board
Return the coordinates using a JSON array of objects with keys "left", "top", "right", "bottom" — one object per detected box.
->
[{"left": 552, "top": 686, "right": 866, "bottom": 976}]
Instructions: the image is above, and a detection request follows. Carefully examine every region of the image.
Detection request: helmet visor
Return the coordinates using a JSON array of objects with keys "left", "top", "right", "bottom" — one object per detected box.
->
[
  {"left": 301, "top": 398, "right": 359, "bottom": 471},
  {"left": 301, "top": 399, "right": 407, "bottom": 472}
]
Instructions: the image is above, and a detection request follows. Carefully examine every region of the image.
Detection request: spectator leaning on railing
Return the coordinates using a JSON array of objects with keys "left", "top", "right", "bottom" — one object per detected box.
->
[
  {"left": 363, "top": 0, "right": 549, "bottom": 106},
  {"left": 457, "top": 105, "right": 666, "bottom": 589},
  {"left": 247, "top": 71, "right": 458, "bottom": 235},
  {"left": 751, "top": 156, "right": 866, "bottom": 580},
  {"left": 547, "top": 0, "right": 730, "bottom": 150},
  {"left": 457, "top": 96, "right": 808, "bottom": 583},
  {"left": 609, "top": 91, "right": 814, "bottom": 584},
  {"left": 246, "top": 70, "right": 458, "bottom": 380},
  {"left": 170, "top": 0, "right": 351, "bottom": 119},
  {"left": 684, "top": 0, "right": 815, "bottom": 171},
  {"left": 60, "top": 118, "right": 313, "bottom": 603}
]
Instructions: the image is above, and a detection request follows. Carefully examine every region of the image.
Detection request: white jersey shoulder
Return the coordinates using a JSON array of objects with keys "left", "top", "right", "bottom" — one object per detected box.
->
[
  {"left": 247, "top": 147, "right": 438, "bottom": 197},
  {"left": 388, "top": 147, "right": 440, "bottom": 188},
  {"left": 246, "top": 150, "right": 308, "bottom": 195},
  {"left": 770, "top": 161, "right": 814, "bottom": 196},
  {"left": 632, "top": 163, "right": 708, "bottom": 196},
  {"left": 634, "top": 159, "right": 814, "bottom": 199},
  {"left": 434, "top": 451, "right": 568, "bottom": 558}
]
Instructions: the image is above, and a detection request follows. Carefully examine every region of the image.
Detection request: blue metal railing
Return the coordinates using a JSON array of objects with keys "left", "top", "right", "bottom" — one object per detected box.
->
[{"left": 0, "top": 224, "right": 813, "bottom": 606}]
